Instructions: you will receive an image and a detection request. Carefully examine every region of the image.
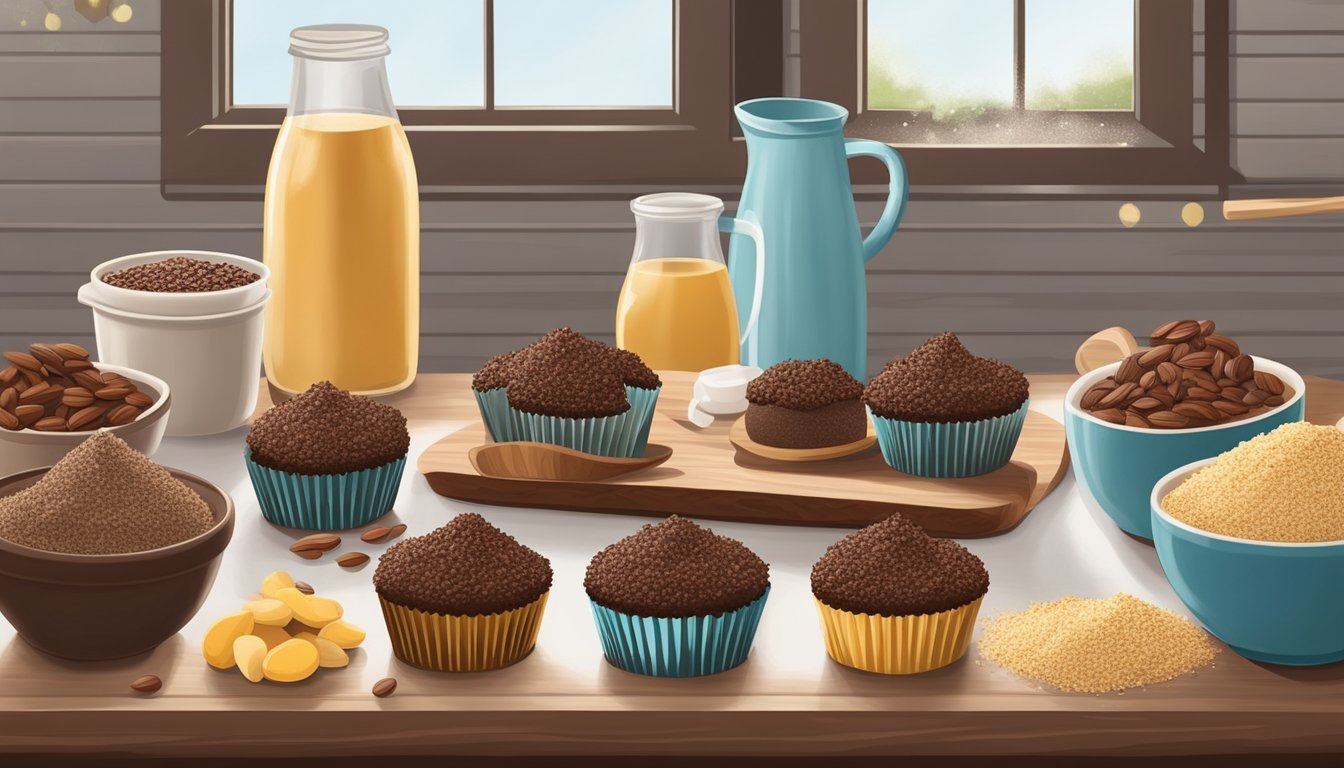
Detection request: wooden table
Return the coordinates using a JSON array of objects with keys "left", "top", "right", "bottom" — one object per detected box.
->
[{"left": 1, "top": 373, "right": 1342, "bottom": 764}]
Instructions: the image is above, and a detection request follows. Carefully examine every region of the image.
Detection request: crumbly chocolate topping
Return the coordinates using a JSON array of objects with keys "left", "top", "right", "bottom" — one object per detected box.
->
[
  {"left": 746, "top": 358, "right": 864, "bottom": 411},
  {"left": 506, "top": 331, "right": 630, "bottom": 418},
  {"left": 246, "top": 381, "right": 409, "bottom": 475},
  {"left": 584, "top": 515, "right": 770, "bottom": 618},
  {"left": 102, "top": 256, "right": 260, "bottom": 293},
  {"left": 373, "top": 513, "right": 552, "bottom": 616},
  {"left": 863, "top": 333, "right": 1028, "bottom": 422},
  {"left": 472, "top": 328, "right": 661, "bottom": 396},
  {"left": 811, "top": 513, "right": 989, "bottom": 616}
]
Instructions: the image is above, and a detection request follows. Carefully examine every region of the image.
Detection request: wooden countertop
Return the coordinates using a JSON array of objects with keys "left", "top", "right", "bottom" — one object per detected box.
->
[{"left": 0, "top": 373, "right": 1342, "bottom": 762}]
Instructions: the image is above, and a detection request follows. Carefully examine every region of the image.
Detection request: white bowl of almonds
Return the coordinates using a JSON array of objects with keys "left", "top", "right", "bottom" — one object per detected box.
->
[{"left": 0, "top": 343, "right": 171, "bottom": 477}]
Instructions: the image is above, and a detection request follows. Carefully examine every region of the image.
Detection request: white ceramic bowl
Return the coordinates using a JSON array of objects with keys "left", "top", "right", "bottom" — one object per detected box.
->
[
  {"left": 85, "top": 250, "right": 268, "bottom": 317},
  {"left": 79, "top": 292, "right": 267, "bottom": 437},
  {"left": 0, "top": 363, "right": 170, "bottom": 477}
]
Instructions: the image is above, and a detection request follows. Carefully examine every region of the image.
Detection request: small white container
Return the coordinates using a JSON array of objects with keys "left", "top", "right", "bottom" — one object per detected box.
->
[
  {"left": 687, "top": 364, "right": 764, "bottom": 427},
  {"left": 87, "top": 250, "right": 269, "bottom": 317},
  {"left": 77, "top": 283, "right": 267, "bottom": 437},
  {"left": 0, "top": 364, "right": 170, "bottom": 477}
]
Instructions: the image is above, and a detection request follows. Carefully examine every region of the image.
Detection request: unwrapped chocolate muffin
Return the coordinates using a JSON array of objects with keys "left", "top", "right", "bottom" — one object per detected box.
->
[
  {"left": 374, "top": 513, "right": 552, "bottom": 672},
  {"left": 745, "top": 359, "right": 866, "bottom": 449},
  {"left": 811, "top": 514, "right": 989, "bottom": 675},
  {"left": 863, "top": 333, "right": 1030, "bottom": 477},
  {"left": 470, "top": 328, "right": 662, "bottom": 457},
  {"left": 584, "top": 515, "right": 770, "bottom": 677},
  {"left": 244, "top": 381, "right": 409, "bottom": 530}
]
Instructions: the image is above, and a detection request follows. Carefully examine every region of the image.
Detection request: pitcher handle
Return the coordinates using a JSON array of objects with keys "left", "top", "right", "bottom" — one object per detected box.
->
[
  {"left": 845, "top": 139, "right": 909, "bottom": 262},
  {"left": 718, "top": 216, "right": 765, "bottom": 346}
]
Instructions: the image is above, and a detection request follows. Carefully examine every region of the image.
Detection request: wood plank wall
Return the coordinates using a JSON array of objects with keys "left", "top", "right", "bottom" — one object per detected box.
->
[{"left": 1, "top": 0, "right": 1342, "bottom": 377}]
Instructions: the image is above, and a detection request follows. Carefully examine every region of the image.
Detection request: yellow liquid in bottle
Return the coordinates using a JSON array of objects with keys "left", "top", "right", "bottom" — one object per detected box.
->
[
  {"left": 262, "top": 113, "right": 419, "bottom": 395},
  {"left": 615, "top": 258, "right": 740, "bottom": 372}
]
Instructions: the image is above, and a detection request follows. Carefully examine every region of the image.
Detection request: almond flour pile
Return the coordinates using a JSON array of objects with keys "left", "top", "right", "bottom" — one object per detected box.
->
[
  {"left": 0, "top": 432, "right": 214, "bottom": 555},
  {"left": 1162, "top": 422, "right": 1344, "bottom": 542},
  {"left": 978, "top": 593, "right": 1218, "bottom": 694}
]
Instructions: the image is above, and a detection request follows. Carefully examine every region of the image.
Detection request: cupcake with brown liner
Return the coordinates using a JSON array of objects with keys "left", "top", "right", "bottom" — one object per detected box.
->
[
  {"left": 374, "top": 513, "right": 551, "bottom": 672},
  {"left": 745, "top": 358, "right": 866, "bottom": 448},
  {"left": 244, "top": 381, "right": 408, "bottom": 531},
  {"left": 864, "top": 332, "right": 1029, "bottom": 477},
  {"left": 584, "top": 515, "right": 769, "bottom": 677},
  {"left": 812, "top": 513, "right": 988, "bottom": 674},
  {"left": 492, "top": 328, "right": 661, "bottom": 457}
]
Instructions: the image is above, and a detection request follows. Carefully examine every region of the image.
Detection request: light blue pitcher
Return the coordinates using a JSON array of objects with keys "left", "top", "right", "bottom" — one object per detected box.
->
[{"left": 729, "top": 98, "right": 909, "bottom": 379}]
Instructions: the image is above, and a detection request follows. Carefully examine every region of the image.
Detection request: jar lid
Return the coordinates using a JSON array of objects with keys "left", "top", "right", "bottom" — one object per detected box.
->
[
  {"left": 630, "top": 192, "right": 725, "bottom": 221},
  {"left": 289, "top": 25, "right": 390, "bottom": 61}
]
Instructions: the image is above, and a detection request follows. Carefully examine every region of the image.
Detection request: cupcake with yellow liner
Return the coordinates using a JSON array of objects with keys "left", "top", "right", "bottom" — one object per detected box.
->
[
  {"left": 373, "top": 513, "right": 551, "bottom": 672},
  {"left": 584, "top": 515, "right": 770, "bottom": 677},
  {"left": 811, "top": 513, "right": 989, "bottom": 675}
]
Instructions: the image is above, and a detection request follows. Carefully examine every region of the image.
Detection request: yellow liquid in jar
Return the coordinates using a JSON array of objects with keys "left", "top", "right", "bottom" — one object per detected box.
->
[
  {"left": 262, "top": 113, "right": 419, "bottom": 395},
  {"left": 615, "top": 258, "right": 740, "bottom": 372}
]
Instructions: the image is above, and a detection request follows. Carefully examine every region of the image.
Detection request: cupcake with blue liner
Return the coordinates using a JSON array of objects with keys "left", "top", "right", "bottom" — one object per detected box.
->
[
  {"left": 863, "top": 333, "right": 1029, "bottom": 478},
  {"left": 472, "top": 349, "right": 523, "bottom": 442},
  {"left": 584, "top": 515, "right": 770, "bottom": 677},
  {"left": 496, "top": 328, "right": 661, "bottom": 458},
  {"left": 244, "top": 381, "right": 408, "bottom": 531}
]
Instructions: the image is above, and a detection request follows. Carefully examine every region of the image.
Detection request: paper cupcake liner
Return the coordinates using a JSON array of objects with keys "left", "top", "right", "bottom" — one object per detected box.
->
[
  {"left": 473, "top": 388, "right": 515, "bottom": 442},
  {"left": 244, "top": 448, "right": 405, "bottom": 531},
  {"left": 869, "top": 401, "right": 1029, "bottom": 478},
  {"left": 814, "top": 595, "right": 983, "bottom": 675},
  {"left": 379, "top": 592, "right": 549, "bottom": 672},
  {"left": 589, "top": 587, "right": 770, "bottom": 678},
  {"left": 506, "top": 384, "right": 661, "bottom": 458}
]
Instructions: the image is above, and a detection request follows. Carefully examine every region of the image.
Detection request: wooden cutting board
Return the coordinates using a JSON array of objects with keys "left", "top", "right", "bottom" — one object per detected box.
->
[{"left": 419, "top": 372, "right": 1070, "bottom": 537}]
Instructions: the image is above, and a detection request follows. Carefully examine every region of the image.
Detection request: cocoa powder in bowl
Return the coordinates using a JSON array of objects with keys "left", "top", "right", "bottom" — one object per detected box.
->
[
  {"left": 373, "top": 513, "right": 552, "bottom": 616},
  {"left": 584, "top": 515, "right": 770, "bottom": 618},
  {"left": 0, "top": 432, "right": 213, "bottom": 555},
  {"left": 246, "top": 381, "right": 409, "bottom": 475},
  {"left": 102, "top": 256, "right": 260, "bottom": 293},
  {"left": 811, "top": 513, "right": 989, "bottom": 617},
  {"left": 864, "top": 332, "right": 1028, "bottom": 423}
]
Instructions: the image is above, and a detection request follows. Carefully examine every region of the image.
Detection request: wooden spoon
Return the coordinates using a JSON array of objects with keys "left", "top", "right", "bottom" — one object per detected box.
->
[
  {"left": 468, "top": 442, "right": 673, "bottom": 482},
  {"left": 1223, "top": 196, "right": 1344, "bottom": 222},
  {"left": 1074, "top": 326, "right": 1142, "bottom": 375}
]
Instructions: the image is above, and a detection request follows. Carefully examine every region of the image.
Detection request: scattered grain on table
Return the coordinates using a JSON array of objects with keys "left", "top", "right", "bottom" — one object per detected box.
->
[{"left": 978, "top": 593, "right": 1218, "bottom": 694}]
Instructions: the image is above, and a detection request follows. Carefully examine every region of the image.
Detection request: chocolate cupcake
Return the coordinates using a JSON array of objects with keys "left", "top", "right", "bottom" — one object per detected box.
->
[
  {"left": 745, "top": 359, "right": 866, "bottom": 448},
  {"left": 584, "top": 515, "right": 770, "bottom": 677},
  {"left": 374, "top": 513, "right": 552, "bottom": 672},
  {"left": 811, "top": 513, "right": 989, "bottom": 674},
  {"left": 864, "top": 333, "right": 1030, "bottom": 477},
  {"left": 244, "top": 381, "right": 409, "bottom": 530},
  {"left": 471, "top": 328, "right": 662, "bottom": 457}
]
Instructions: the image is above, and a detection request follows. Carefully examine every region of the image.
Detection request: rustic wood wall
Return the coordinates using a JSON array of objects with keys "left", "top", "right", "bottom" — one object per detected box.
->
[{"left": 2, "top": 0, "right": 1342, "bottom": 376}]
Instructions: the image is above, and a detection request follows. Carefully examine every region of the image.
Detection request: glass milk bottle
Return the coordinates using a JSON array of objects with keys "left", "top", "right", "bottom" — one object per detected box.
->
[
  {"left": 263, "top": 25, "right": 419, "bottom": 396},
  {"left": 615, "top": 193, "right": 764, "bottom": 372}
]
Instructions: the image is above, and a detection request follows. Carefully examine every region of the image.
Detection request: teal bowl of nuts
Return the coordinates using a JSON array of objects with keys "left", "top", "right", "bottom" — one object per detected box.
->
[
  {"left": 1066, "top": 347, "right": 1304, "bottom": 539},
  {"left": 1152, "top": 429, "right": 1344, "bottom": 666}
]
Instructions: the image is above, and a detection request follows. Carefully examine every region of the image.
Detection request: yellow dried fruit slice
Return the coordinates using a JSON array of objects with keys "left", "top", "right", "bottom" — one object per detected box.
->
[
  {"left": 262, "top": 639, "right": 319, "bottom": 683},
  {"left": 275, "top": 588, "right": 343, "bottom": 628},
  {"left": 243, "top": 598, "right": 293, "bottom": 627},
  {"left": 317, "top": 620, "right": 366, "bottom": 650},
  {"left": 233, "top": 635, "right": 267, "bottom": 683},
  {"left": 252, "top": 623, "right": 291, "bottom": 650},
  {"left": 313, "top": 637, "right": 349, "bottom": 669},
  {"left": 260, "top": 571, "right": 296, "bottom": 599},
  {"left": 202, "top": 611, "right": 255, "bottom": 669}
]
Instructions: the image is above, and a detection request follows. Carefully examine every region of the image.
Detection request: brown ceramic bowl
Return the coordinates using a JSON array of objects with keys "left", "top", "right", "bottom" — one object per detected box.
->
[{"left": 0, "top": 466, "right": 234, "bottom": 661}]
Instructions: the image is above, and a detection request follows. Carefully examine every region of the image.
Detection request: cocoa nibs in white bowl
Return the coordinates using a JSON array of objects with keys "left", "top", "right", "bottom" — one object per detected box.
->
[
  {"left": 1079, "top": 320, "right": 1290, "bottom": 429},
  {"left": 102, "top": 256, "right": 260, "bottom": 293}
]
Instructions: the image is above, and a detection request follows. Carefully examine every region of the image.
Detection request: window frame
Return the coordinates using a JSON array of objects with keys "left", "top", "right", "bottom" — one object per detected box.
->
[
  {"left": 161, "top": 0, "right": 781, "bottom": 197},
  {"left": 800, "top": 0, "right": 1236, "bottom": 191}
]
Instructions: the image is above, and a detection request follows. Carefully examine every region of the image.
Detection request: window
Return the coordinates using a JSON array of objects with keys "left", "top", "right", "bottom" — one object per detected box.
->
[
  {"left": 801, "top": 0, "right": 1233, "bottom": 189},
  {"left": 162, "top": 0, "right": 776, "bottom": 194}
]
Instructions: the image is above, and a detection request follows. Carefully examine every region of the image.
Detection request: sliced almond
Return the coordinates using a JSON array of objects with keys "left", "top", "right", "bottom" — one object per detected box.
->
[
  {"left": 335, "top": 552, "right": 369, "bottom": 568},
  {"left": 290, "top": 533, "right": 341, "bottom": 557}
]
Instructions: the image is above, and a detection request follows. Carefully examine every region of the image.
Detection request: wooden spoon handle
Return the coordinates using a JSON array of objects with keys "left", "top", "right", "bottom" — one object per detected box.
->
[
  {"left": 1222, "top": 196, "right": 1344, "bottom": 221},
  {"left": 1074, "top": 327, "right": 1143, "bottom": 375}
]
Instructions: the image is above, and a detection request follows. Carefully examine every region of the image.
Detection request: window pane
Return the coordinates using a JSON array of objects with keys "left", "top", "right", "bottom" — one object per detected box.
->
[
  {"left": 233, "top": 0, "right": 485, "bottom": 107},
  {"left": 1026, "top": 0, "right": 1134, "bottom": 110},
  {"left": 494, "top": 0, "right": 671, "bottom": 108},
  {"left": 867, "top": 0, "right": 1014, "bottom": 117}
]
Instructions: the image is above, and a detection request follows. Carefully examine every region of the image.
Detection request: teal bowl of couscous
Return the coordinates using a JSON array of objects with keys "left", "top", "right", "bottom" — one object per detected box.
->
[{"left": 1151, "top": 425, "right": 1344, "bottom": 667}]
